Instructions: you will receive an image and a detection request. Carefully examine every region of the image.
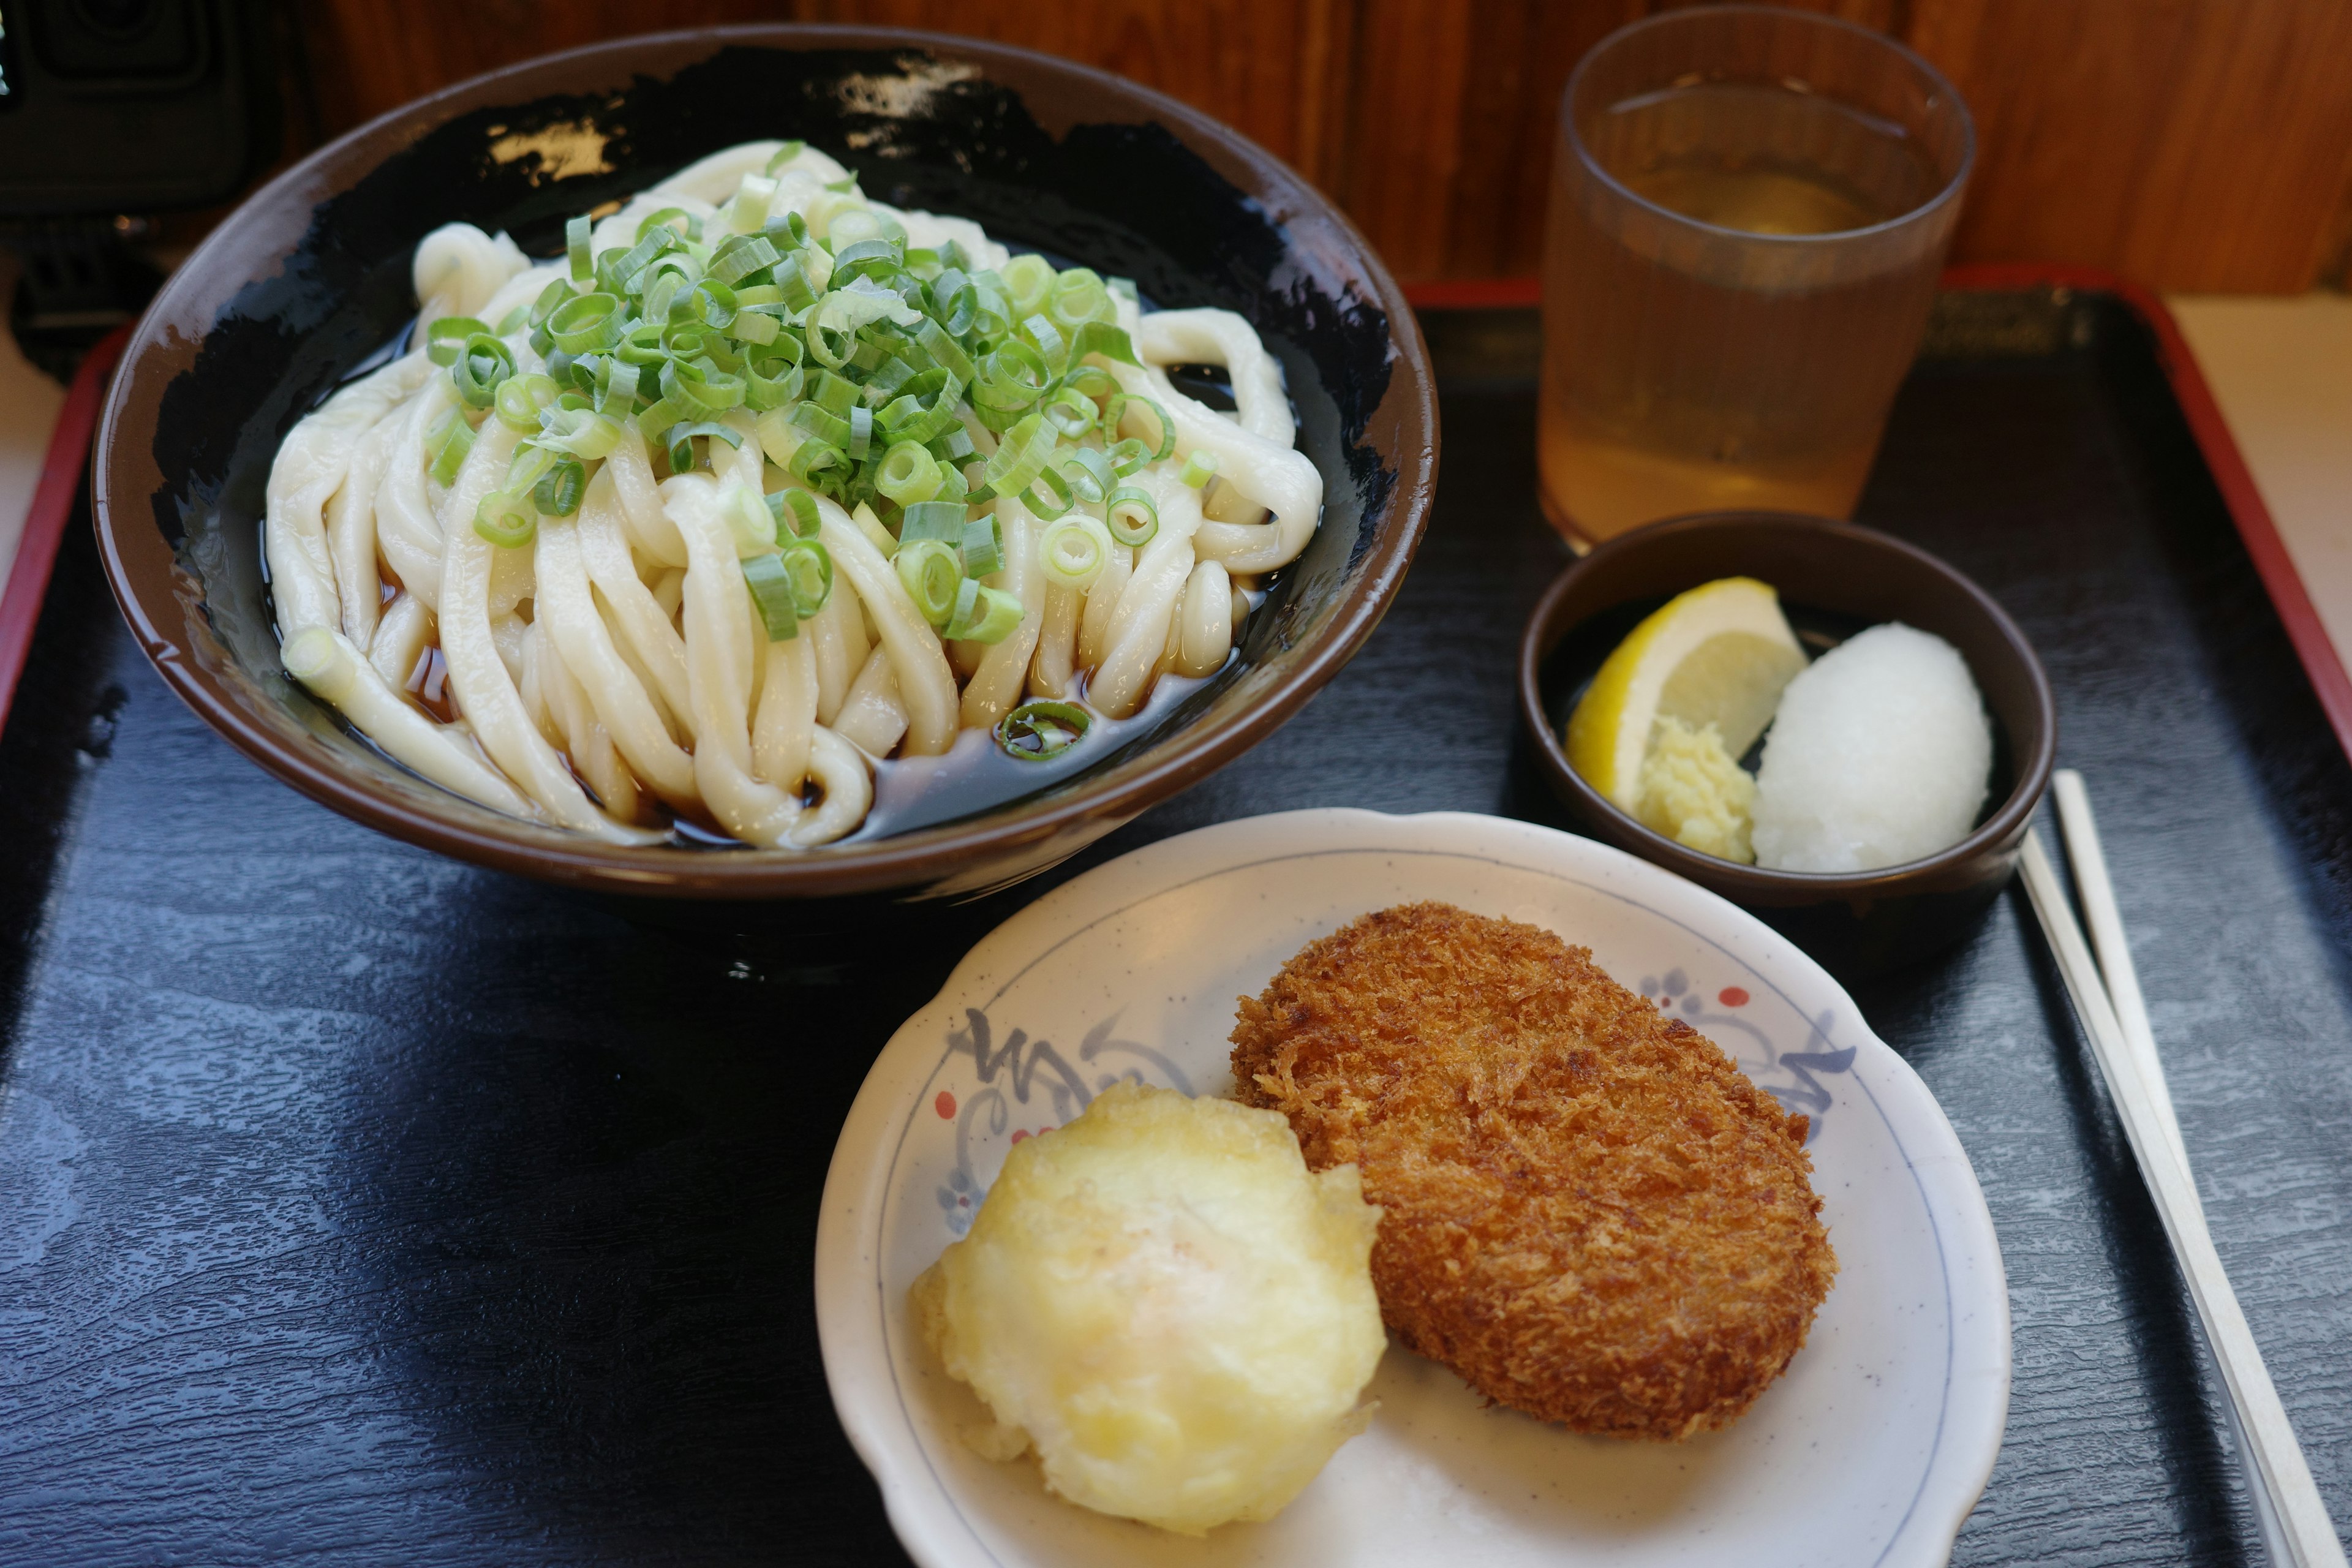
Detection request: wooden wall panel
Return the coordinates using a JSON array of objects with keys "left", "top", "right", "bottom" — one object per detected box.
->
[{"left": 291, "top": 0, "right": 2352, "bottom": 293}]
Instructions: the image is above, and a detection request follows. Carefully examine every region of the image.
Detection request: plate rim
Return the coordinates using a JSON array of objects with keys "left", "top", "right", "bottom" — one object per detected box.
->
[{"left": 816, "top": 807, "right": 2013, "bottom": 1567}]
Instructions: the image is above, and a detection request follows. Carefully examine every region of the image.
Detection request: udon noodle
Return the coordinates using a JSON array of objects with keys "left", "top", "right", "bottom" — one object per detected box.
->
[{"left": 264, "top": 139, "right": 1322, "bottom": 848}]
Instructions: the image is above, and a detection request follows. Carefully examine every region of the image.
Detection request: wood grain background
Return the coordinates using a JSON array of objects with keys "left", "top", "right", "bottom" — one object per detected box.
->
[{"left": 284, "top": 0, "right": 2352, "bottom": 293}]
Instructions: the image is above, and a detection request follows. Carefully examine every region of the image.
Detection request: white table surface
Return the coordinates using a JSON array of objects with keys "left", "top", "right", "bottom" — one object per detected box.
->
[{"left": 2168, "top": 293, "right": 2352, "bottom": 680}]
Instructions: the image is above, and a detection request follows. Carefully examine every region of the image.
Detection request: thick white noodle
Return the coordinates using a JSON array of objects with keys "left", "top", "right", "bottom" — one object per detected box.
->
[
  {"left": 793, "top": 729, "right": 873, "bottom": 846},
  {"left": 324, "top": 366, "right": 428, "bottom": 647},
  {"left": 833, "top": 645, "right": 908, "bottom": 758},
  {"left": 368, "top": 590, "right": 432, "bottom": 690},
  {"left": 434, "top": 418, "right": 654, "bottom": 841},
  {"left": 807, "top": 568, "right": 869, "bottom": 725},
  {"left": 281, "top": 627, "right": 535, "bottom": 817},
  {"left": 815, "top": 502, "right": 959, "bottom": 756},
  {"left": 1176, "top": 559, "right": 1235, "bottom": 677},
  {"left": 1092, "top": 476, "right": 1204, "bottom": 718},
  {"left": 1076, "top": 543, "right": 1133, "bottom": 673},
  {"left": 535, "top": 514, "right": 698, "bottom": 806},
  {"left": 1109, "top": 360, "right": 1320, "bottom": 574},
  {"left": 410, "top": 224, "right": 528, "bottom": 334},
  {"left": 1030, "top": 582, "right": 1081, "bottom": 698},
  {"left": 576, "top": 472, "right": 693, "bottom": 726},
  {"left": 959, "top": 497, "right": 1046, "bottom": 730},
  {"left": 538, "top": 625, "right": 643, "bottom": 824},
  {"left": 266, "top": 353, "right": 434, "bottom": 639},
  {"left": 752, "top": 630, "right": 818, "bottom": 794},
  {"left": 667, "top": 475, "right": 805, "bottom": 847},
  {"left": 1136, "top": 309, "right": 1292, "bottom": 446},
  {"left": 605, "top": 425, "right": 690, "bottom": 567},
  {"left": 374, "top": 375, "right": 454, "bottom": 611}
]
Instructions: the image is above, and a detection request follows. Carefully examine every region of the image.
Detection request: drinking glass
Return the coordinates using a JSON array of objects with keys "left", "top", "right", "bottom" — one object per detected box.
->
[{"left": 1539, "top": 6, "right": 1974, "bottom": 546}]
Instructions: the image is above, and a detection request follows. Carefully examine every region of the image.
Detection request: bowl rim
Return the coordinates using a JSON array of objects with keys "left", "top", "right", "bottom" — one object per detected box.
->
[
  {"left": 1515, "top": 510, "right": 2057, "bottom": 894},
  {"left": 92, "top": 23, "right": 1438, "bottom": 899}
]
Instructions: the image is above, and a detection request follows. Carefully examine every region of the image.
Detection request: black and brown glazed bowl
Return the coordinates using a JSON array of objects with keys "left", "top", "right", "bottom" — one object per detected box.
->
[
  {"left": 1519, "top": 512, "right": 2055, "bottom": 979},
  {"left": 94, "top": 26, "right": 1435, "bottom": 901}
]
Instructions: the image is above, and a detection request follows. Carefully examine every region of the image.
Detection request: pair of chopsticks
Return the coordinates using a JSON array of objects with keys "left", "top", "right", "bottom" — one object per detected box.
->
[{"left": 2021, "top": 770, "right": 2346, "bottom": 1568}]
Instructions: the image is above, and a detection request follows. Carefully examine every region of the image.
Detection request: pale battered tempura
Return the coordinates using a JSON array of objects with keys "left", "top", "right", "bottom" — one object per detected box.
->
[{"left": 911, "top": 1083, "right": 1385, "bottom": 1536}]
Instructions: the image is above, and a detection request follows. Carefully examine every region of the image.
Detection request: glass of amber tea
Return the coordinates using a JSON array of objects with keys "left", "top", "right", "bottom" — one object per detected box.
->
[{"left": 1539, "top": 6, "right": 1974, "bottom": 546}]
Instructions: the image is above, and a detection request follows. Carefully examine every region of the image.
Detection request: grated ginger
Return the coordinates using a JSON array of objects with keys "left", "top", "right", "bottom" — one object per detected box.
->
[{"left": 1636, "top": 715, "right": 1757, "bottom": 864}]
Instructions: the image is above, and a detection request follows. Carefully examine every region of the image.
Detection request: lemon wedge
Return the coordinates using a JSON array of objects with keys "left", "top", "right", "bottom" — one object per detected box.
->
[{"left": 1566, "top": 577, "right": 1807, "bottom": 810}]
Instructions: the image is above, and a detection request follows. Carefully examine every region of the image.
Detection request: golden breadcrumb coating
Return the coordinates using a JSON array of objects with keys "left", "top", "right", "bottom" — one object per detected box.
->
[{"left": 1230, "top": 902, "right": 1836, "bottom": 1440}]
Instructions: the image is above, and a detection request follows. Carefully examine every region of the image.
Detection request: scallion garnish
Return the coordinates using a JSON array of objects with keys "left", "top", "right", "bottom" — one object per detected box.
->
[
  {"left": 995, "top": 699, "right": 1090, "bottom": 761},
  {"left": 741, "top": 551, "right": 800, "bottom": 641},
  {"left": 943, "top": 576, "right": 1022, "bottom": 642},
  {"left": 1038, "top": 515, "right": 1112, "bottom": 590},
  {"left": 475, "top": 488, "right": 536, "bottom": 548},
  {"left": 1106, "top": 486, "right": 1158, "bottom": 546},
  {"left": 1179, "top": 448, "right": 1219, "bottom": 489},
  {"left": 895, "top": 538, "right": 962, "bottom": 627}
]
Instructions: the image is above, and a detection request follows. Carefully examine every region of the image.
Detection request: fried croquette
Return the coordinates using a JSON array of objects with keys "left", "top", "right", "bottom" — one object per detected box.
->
[{"left": 1230, "top": 902, "right": 1836, "bottom": 1440}]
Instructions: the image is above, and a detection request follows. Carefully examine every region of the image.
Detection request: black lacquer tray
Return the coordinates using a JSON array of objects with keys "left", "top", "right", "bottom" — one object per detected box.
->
[{"left": 1, "top": 291, "right": 2346, "bottom": 1566}]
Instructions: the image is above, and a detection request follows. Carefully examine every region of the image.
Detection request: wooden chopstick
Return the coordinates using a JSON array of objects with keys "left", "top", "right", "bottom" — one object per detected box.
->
[
  {"left": 2021, "top": 810, "right": 2346, "bottom": 1568},
  {"left": 2052, "top": 771, "right": 2292, "bottom": 1563}
]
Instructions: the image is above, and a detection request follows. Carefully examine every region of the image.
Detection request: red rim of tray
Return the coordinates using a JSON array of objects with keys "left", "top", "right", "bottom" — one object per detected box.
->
[
  {"left": 1399, "top": 265, "right": 2352, "bottom": 769},
  {"left": 0, "top": 323, "right": 129, "bottom": 734}
]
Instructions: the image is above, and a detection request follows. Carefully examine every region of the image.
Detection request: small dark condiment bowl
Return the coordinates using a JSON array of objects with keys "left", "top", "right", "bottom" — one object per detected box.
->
[
  {"left": 94, "top": 26, "right": 1435, "bottom": 905},
  {"left": 1519, "top": 511, "right": 2056, "bottom": 979}
]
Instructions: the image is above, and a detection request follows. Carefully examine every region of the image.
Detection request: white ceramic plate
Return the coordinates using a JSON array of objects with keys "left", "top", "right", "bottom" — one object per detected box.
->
[{"left": 816, "top": 810, "right": 2010, "bottom": 1568}]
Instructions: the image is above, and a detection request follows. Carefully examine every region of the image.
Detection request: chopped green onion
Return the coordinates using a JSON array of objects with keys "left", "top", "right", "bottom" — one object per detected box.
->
[
  {"left": 710, "top": 233, "right": 781, "bottom": 287},
  {"left": 1067, "top": 320, "right": 1140, "bottom": 367},
  {"left": 899, "top": 499, "right": 966, "bottom": 545},
  {"left": 1048, "top": 267, "right": 1115, "bottom": 328},
  {"left": 1179, "top": 448, "right": 1219, "bottom": 488},
  {"left": 494, "top": 372, "right": 561, "bottom": 432},
  {"left": 944, "top": 578, "right": 1022, "bottom": 643},
  {"left": 424, "top": 315, "right": 489, "bottom": 366},
  {"left": 637, "top": 205, "right": 702, "bottom": 243},
  {"left": 875, "top": 439, "right": 942, "bottom": 505},
  {"left": 529, "top": 277, "right": 573, "bottom": 326},
  {"left": 850, "top": 499, "right": 899, "bottom": 558},
  {"left": 970, "top": 410, "right": 1054, "bottom": 502},
  {"left": 960, "top": 512, "right": 1005, "bottom": 578},
  {"left": 547, "top": 292, "right": 625, "bottom": 354},
  {"left": 1107, "top": 275, "right": 1139, "bottom": 304},
  {"left": 1039, "top": 383, "right": 1098, "bottom": 440},
  {"left": 915, "top": 317, "right": 974, "bottom": 383},
  {"left": 1107, "top": 393, "right": 1175, "bottom": 461},
  {"left": 995, "top": 698, "right": 1090, "bottom": 761},
  {"left": 505, "top": 440, "right": 559, "bottom": 497},
  {"left": 1032, "top": 464, "right": 1085, "bottom": 522},
  {"left": 426, "top": 409, "right": 475, "bottom": 486},
  {"left": 1037, "top": 514, "right": 1112, "bottom": 590},
  {"left": 724, "top": 484, "right": 778, "bottom": 556},
  {"left": 1106, "top": 435, "right": 1153, "bottom": 477},
  {"left": 769, "top": 488, "right": 824, "bottom": 540},
  {"left": 494, "top": 302, "right": 530, "bottom": 336},
  {"left": 567, "top": 214, "right": 592, "bottom": 282},
  {"left": 1000, "top": 254, "right": 1054, "bottom": 318},
  {"left": 660, "top": 355, "right": 747, "bottom": 415},
  {"left": 1106, "top": 485, "right": 1159, "bottom": 546},
  {"left": 1019, "top": 312, "right": 1066, "bottom": 371},
  {"left": 895, "top": 538, "right": 961, "bottom": 627},
  {"left": 475, "top": 488, "right": 535, "bottom": 548},
  {"left": 538, "top": 405, "right": 622, "bottom": 461},
  {"left": 789, "top": 437, "right": 846, "bottom": 489},
  {"left": 973, "top": 340, "right": 1049, "bottom": 413},
  {"left": 666, "top": 419, "right": 744, "bottom": 475},
  {"left": 778, "top": 537, "right": 834, "bottom": 616},
  {"left": 764, "top": 139, "right": 807, "bottom": 175},
  {"left": 741, "top": 551, "right": 800, "bottom": 641},
  {"left": 1056, "top": 445, "right": 1115, "bottom": 504},
  {"left": 450, "top": 333, "right": 516, "bottom": 407},
  {"left": 846, "top": 405, "right": 874, "bottom": 462},
  {"left": 533, "top": 458, "right": 586, "bottom": 516}
]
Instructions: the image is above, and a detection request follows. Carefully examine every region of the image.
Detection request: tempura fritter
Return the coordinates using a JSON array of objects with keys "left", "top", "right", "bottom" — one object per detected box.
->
[{"left": 1230, "top": 902, "right": 1835, "bottom": 1440}]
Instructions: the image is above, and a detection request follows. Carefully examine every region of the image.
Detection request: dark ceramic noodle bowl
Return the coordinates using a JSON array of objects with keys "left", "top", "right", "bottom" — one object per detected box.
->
[
  {"left": 1520, "top": 512, "right": 2055, "bottom": 978},
  {"left": 95, "top": 26, "right": 1436, "bottom": 900}
]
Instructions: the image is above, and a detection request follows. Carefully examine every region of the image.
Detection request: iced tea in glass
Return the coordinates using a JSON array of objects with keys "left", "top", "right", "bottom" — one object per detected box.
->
[{"left": 1540, "top": 6, "right": 1974, "bottom": 545}]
